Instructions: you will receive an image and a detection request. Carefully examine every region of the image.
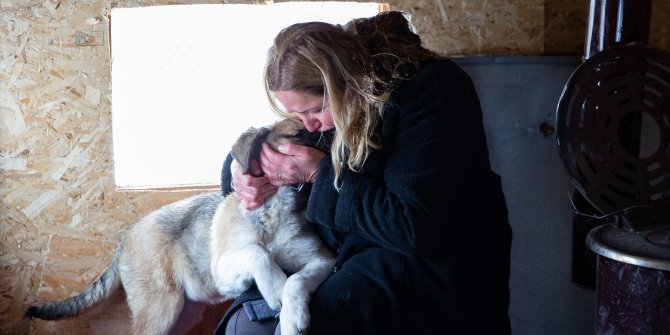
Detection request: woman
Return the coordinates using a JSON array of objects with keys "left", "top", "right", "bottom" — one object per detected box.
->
[{"left": 217, "top": 11, "right": 512, "bottom": 335}]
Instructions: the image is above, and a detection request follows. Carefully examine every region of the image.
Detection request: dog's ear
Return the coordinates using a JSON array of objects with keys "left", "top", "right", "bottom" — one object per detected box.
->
[{"left": 231, "top": 126, "right": 270, "bottom": 176}]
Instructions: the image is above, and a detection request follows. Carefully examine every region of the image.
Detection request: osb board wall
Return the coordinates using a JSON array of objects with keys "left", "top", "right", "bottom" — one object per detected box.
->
[
  {"left": 544, "top": 0, "right": 670, "bottom": 55},
  {"left": 1, "top": 0, "right": 669, "bottom": 334}
]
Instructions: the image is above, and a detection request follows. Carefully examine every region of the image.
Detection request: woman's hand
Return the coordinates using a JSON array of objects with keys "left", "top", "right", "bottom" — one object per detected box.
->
[
  {"left": 231, "top": 159, "right": 277, "bottom": 210},
  {"left": 260, "top": 143, "right": 326, "bottom": 186}
]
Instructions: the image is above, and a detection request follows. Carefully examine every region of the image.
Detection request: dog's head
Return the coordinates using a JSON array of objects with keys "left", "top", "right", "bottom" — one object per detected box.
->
[{"left": 231, "top": 118, "right": 329, "bottom": 176}]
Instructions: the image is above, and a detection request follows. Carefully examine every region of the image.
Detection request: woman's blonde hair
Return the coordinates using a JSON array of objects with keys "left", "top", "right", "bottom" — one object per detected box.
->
[{"left": 264, "top": 11, "right": 439, "bottom": 189}]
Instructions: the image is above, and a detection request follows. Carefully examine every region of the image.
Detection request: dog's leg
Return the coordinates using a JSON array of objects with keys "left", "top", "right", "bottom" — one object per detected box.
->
[
  {"left": 167, "top": 299, "right": 208, "bottom": 335},
  {"left": 126, "top": 289, "right": 185, "bottom": 335},
  {"left": 122, "top": 253, "right": 186, "bottom": 335},
  {"left": 279, "top": 256, "right": 335, "bottom": 335},
  {"left": 213, "top": 244, "right": 287, "bottom": 311}
]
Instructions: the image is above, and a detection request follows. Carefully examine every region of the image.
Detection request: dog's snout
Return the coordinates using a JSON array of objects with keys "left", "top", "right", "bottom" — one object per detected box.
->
[{"left": 290, "top": 129, "right": 326, "bottom": 150}]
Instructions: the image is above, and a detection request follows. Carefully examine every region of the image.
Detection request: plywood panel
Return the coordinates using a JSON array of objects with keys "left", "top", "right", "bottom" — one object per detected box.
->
[
  {"left": 544, "top": 0, "right": 589, "bottom": 55},
  {"left": 650, "top": 0, "right": 670, "bottom": 51},
  {"left": 394, "top": 0, "right": 545, "bottom": 56},
  {"left": 544, "top": 0, "right": 670, "bottom": 56}
]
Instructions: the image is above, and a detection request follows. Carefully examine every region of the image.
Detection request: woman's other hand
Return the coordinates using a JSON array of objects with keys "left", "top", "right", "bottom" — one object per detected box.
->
[
  {"left": 260, "top": 142, "right": 326, "bottom": 186},
  {"left": 231, "top": 159, "right": 277, "bottom": 210}
]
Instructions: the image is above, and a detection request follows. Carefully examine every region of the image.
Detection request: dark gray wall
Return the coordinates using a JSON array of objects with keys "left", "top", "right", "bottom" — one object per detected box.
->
[{"left": 455, "top": 57, "right": 596, "bottom": 335}]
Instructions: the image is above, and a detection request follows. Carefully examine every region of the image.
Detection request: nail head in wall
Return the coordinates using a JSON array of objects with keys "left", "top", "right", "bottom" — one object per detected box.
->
[{"left": 539, "top": 122, "right": 556, "bottom": 137}]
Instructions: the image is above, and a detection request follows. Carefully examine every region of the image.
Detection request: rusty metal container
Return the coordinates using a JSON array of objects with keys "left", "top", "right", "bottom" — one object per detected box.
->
[{"left": 587, "top": 224, "right": 670, "bottom": 335}]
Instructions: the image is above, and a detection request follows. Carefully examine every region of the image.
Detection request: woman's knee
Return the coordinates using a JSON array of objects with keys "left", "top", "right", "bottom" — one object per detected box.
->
[
  {"left": 223, "top": 306, "right": 276, "bottom": 335},
  {"left": 307, "top": 266, "right": 399, "bottom": 334}
]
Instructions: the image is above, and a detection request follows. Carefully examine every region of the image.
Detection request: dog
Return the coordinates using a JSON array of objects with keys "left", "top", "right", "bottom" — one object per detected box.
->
[{"left": 25, "top": 119, "right": 336, "bottom": 335}]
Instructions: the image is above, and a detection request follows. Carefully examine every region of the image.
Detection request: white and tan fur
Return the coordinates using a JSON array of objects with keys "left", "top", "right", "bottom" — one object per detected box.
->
[{"left": 25, "top": 119, "right": 335, "bottom": 335}]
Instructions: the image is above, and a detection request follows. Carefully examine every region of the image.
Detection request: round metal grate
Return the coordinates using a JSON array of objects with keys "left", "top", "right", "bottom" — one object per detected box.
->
[{"left": 556, "top": 43, "right": 670, "bottom": 227}]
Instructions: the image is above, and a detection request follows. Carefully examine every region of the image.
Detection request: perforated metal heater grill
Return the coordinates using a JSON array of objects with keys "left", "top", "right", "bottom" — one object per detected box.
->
[{"left": 556, "top": 43, "right": 670, "bottom": 231}]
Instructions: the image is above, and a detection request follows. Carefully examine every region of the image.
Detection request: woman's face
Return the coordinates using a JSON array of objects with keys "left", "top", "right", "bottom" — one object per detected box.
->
[{"left": 274, "top": 90, "right": 334, "bottom": 133}]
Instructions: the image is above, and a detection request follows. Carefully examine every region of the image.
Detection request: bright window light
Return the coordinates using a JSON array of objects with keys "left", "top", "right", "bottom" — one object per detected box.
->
[{"left": 111, "top": 2, "right": 385, "bottom": 190}]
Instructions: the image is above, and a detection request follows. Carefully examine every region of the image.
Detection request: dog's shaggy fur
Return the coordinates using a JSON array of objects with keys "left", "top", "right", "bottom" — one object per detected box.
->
[{"left": 25, "top": 119, "right": 335, "bottom": 335}]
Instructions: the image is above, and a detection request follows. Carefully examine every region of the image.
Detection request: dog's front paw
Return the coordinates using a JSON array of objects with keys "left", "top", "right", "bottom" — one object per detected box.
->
[
  {"left": 255, "top": 270, "right": 287, "bottom": 311},
  {"left": 279, "top": 300, "right": 310, "bottom": 335},
  {"left": 264, "top": 290, "right": 283, "bottom": 312}
]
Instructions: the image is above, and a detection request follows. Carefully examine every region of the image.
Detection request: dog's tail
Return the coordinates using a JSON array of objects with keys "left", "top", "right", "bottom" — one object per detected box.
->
[{"left": 25, "top": 241, "right": 123, "bottom": 320}]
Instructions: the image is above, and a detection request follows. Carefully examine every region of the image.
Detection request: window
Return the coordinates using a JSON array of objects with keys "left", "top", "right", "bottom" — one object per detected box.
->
[{"left": 111, "top": 2, "right": 386, "bottom": 190}]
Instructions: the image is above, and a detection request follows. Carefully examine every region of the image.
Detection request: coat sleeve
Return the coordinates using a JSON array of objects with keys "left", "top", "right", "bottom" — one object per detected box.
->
[{"left": 307, "top": 60, "right": 493, "bottom": 257}]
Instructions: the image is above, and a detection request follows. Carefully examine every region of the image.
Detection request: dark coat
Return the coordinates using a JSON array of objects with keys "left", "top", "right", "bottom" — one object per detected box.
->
[{"left": 218, "top": 58, "right": 512, "bottom": 335}]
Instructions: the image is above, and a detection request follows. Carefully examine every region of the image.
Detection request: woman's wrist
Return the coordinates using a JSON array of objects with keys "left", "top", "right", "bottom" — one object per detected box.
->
[{"left": 306, "top": 169, "right": 318, "bottom": 184}]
